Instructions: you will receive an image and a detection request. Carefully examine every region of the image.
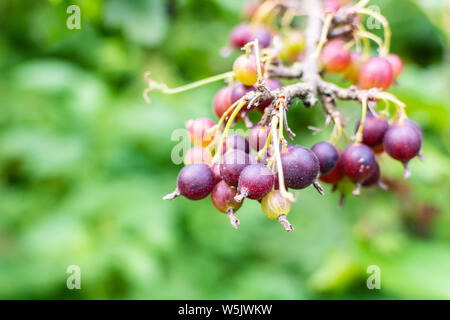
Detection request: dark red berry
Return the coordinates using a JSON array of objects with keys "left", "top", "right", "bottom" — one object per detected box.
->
[
  {"left": 213, "top": 86, "right": 232, "bottom": 118},
  {"left": 311, "top": 141, "right": 339, "bottom": 174},
  {"left": 220, "top": 150, "right": 250, "bottom": 187},
  {"left": 281, "top": 145, "right": 321, "bottom": 190},
  {"left": 383, "top": 121, "right": 422, "bottom": 179},
  {"left": 248, "top": 124, "right": 270, "bottom": 151},
  {"left": 211, "top": 163, "right": 222, "bottom": 184},
  {"left": 359, "top": 56, "right": 393, "bottom": 90},
  {"left": 235, "top": 163, "right": 274, "bottom": 202},
  {"left": 355, "top": 113, "right": 389, "bottom": 147},
  {"left": 362, "top": 162, "right": 387, "bottom": 190},
  {"left": 230, "top": 23, "right": 252, "bottom": 48},
  {"left": 211, "top": 180, "right": 242, "bottom": 229},
  {"left": 320, "top": 38, "right": 351, "bottom": 73},
  {"left": 163, "top": 164, "right": 215, "bottom": 201},
  {"left": 222, "top": 134, "right": 250, "bottom": 154},
  {"left": 341, "top": 143, "right": 376, "bottom": 182}
]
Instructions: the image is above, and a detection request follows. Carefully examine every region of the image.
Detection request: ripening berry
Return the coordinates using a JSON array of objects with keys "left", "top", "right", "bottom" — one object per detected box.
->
[
  {"left": 280, "top": 30, "right": 305, "bottom": 62},
  {"left": 343, "top": 51, "right": 364, "bottom": 84},
  {"left": 211, "top": 163, "right": 222, "bottom": 184},
  {"left": 341, "top": 144, "right": 376, "bottom": 195},
  {"left": 186, "top": 118, "right": 216, "bottom": 147},
  {"left": 213, "top": 87, "right": 232, "bottom": 119},
  {"left": 324, "top": 0, "right": 341, "bottom": 13},
  {"left": 355, "top": 113, "right": 389, "bottom": 147},
  {"left": 320, "top": 38, "right": 351, "bottom": 73},
  {"left": 184, "top": 146, "right": 212, "bottom": 165},
  {"left": 257, "top": 79, "right": 283, "bottom": 111},
  {"left": 211, "top": 180, "right": 242, "bottom": 229},
  {"left": 249, "top": 124, "right": 270, "bottom": 151},
  {"left": 383, "top": 121, "right": 422, "bottom": 179},
  {"left": 261, "top": 190, "right": 294, "bottom": 232},
  {"left": 319, "top": 150, "right": 344, "bottom": 185},
  {"left": 311, "top": 141, "right": 339, "bottom": 175},
  {"left": 233, "top": 54, "right": 264, "bottom": 86},
  {"left": 359, "top": 56, "right": 393, "bottom": 90},
  {"left": 385, "top": 53, "right": 403, "bottom": 80},
  {"left": 235, "top": 163, "right": 274, "bottom": 202},
  {"left": 362, "top": 162, "right": 387, "bottom": 190},
  {"left": 281, "top": 145, "right": 321, "bottom": 191},
  {"left": 220, "top": 149, "right": 250, "bottom": 187},
  {"left": 163, "top": 164, "right": 215, "bottom": 201},
  {"left": 222, "top": 134, "right": 250, "bottom": 154},
  {"left": 230, "top": 23, "right": 252, "bottom": 48}
]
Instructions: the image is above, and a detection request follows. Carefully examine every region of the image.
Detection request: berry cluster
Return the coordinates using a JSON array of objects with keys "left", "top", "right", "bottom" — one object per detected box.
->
[{"left": 149, "top": 0, "right": 424, "bottom": 232}]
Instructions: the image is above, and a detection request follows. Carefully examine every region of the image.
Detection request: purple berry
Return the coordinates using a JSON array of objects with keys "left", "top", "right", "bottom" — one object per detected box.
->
[
  {"left": 281, "top": 145, "right": 321, "bottom": 190},
  {"left": 230, "top": 23, "right": 252, "bottom": 48},
  {"left": 222, "top": 134, "right": 250, "bottom": 154},
  {"left": 211, "top": 180, "right": 242, "bottom": 229},
  {"left": 235, "top": 163, "right": 274, "bottom": 201},
  {"left": 311, "top": 141, "right": 339, "bottom": 174},
  {"left": 248, "top": 124, "right": 270, "bottom": 151},
  {"left": 341, "top": 144, "right": 376, "bottom": 182},
  {"left": 220, "top": 150, "right": 250, "bottom": 187},
  {"left": 356, "top": 113, "right": 389, "bottom": 147}
]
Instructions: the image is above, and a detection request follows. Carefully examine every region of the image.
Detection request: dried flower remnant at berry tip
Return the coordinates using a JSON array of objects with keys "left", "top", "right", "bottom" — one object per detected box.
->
[{"left": 153, "top": 0, "right": 423, "bottom": 231}]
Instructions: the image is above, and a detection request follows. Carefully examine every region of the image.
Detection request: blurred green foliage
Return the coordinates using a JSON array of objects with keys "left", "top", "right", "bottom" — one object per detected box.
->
[{"left": 0, "top": 0, "right": 449, "bottom": 299}]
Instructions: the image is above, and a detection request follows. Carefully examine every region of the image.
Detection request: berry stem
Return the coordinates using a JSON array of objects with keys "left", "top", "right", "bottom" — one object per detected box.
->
[
  {"left": 314, "top": 13, "right": 334, "bottom": 57},
  {"left": 356, "top": 8, "right": 391, "bottom": 56},
  {"left": 143, "top": 71, "right": 234, "bottom": 103},
  {"left": 278, "top": 214, "right": 294, "bottom": 232},
  {"left": 403, "top": 162, "right": 411, "bottom": 179},
  {"left": 227, "top": 208, "right": 240, "bottom": 229},
  {"left": 271, "top": 116, "right": 295, "bottom": 202},
  {"left": 313, "top": 181, "right": 325, "bottom": 195},
  {"left": 163, "top": 187, "right": 180, "bottom": 200},
  {"left": 352, "top": 182, "right": 362, "bottom": 196},
  {"left": 234, "top": 189, "right": 248, "bottom": 203},
  {"left": 355, "top": 29, "right": 384, "bottom": 54},
  {"left": 355, "top": 96, "right": 368, "bottom": 143}
]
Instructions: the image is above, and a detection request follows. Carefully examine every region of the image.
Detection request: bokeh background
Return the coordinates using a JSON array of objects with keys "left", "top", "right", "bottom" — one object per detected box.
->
[{"left": 0, "top": 0, "right": 449, "bottom": 299}]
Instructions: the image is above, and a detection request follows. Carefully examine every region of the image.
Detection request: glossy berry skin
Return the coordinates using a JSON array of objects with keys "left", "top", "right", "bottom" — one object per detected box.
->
[
  {"left": 320, "top": 39, "right": 351, "bottom": 73},
  {"left": 319, "top": 150, "right": 344, "bottom": 185},
  {"left": 211, "top": 180, "right": 242, "bottom": 213},
  {"left": 404, "top": 119, "right": 423, "bottom": 138},
  {"left": 383, "top": 122, "right": 422, "bottom": 162},
  {"left": 211, "top": 163, "right": 222, "bottom": 184},
  {"left": 257, "top": 79, "right": 283, "bottom": 111},
  {"left": 359, "top": 56, "right": 393, "bottom": 90},
  {"left": 233, "top": 54, "right": 264, "bottom": 86},
  {"left": 386, "top": 53, "right": 403, "bottom": 80},
  {"left": 231, "top": 83, "right": 255, "bottom": 105},
  {"left": 362, "top": 162, "right": 381, "bottom": 187},
  {"left": 186, "top": 118, "right": 215, "bottom": 147},
  {"left": 341, "top": 144, "right": 376, "bottom": 182},
  {"left": 261, "top": 190, "right": 291, "bottom": 220},
  {"left": 230, "top": 23, "right": 252, "bottom": 48},
  {"left": 248, "top": 124, "right": 270, "bottom": 151},
  {"left": 220, "top": 150, "right": 250, "bottom": 187},
  {"left": 222, "top": 134, "right": 250, "bottom": 154},
  {"left": 281, "top": 145, "right": 320, "bottom": 189},
  {"left": 311, "top": 141, "right": 339, "bottom": 174},
  {"left": 177, "top": 164, "right": 215, "bottom": 200},
  {"left": 213, "top": 87, "right": 232, "bottom": 118},
  {"left": 356, "top": 113, "right": 389, "bottom": 147},
  {"left": 236, "top": 164, "right": 274, "bottom": 201},
  {"left": 184, "top": 146, "right": 212, "bottom": 165}
]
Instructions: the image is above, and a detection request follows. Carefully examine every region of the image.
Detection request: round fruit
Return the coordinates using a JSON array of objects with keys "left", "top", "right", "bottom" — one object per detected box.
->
[
  {"left": 385, "top": 53, "right": 403, "bottom": 80},
  {"left": 280, "top": 145, "right": 321, "bottom": 189},
  {"left": 359, "top": 56, "right": 393, "bottom": 90},
  {"left": 319, "top": 150, "right": 344, "bottom": 185},
  {"left": 186, "top": 118, "right": 215, "bottom": 147},
  {"left": 233, "top": 54, "right": 264, "bottom": 86},
  {"left": 163, "top": 164, "right": 215, "bottom": 201},
  {"left": 320, "top": 38, "right": 351, "bottom": 73},
  {"left": 211, "top": 180, "right": 242, "bottom": 229},
  {"left": 362, "top": 162, "right": 387, "bottom": 190},
  {"left": 248, "top": 124, "right": 270, "bottom": 151},
  {"left": 213, "top": 87, "right": 232, "bottom": 118},
  {"left": 311, "top": 141, "right": 339, "bottom": 174},
  {"left": 211, "top": 163, "right": 222, "bottom": 184},
  {"left": 184, "top": 146, "right": 212, "bottom": 165},
  {"left": 383, "top": 122, "right": 422, "bottom": 163},
  {"left": 343, "top": 51, "right": 364, "bottom": 84},
  {"left": 261, "top": 190, "right": 294, "bottom": 231},
  {"left": 230, "top": 83, "right": 255, "bottom": 105},
  {"left": 355, "top": 113, "right": 389, "bottom": 147},
  {"left": 341, "top": 143, "right": 376, "bottom": 182},
  {"left": 230, "top": 23, "right": 252, "bottom": 48},
  {"left": 252, "top": 25, "right": 272, "bottom": 48},
  {"left": 235, "top": 163, "right": 274, "bottom": 201},
  {"left": 219, "top": 149, "right": 250, "bottom": 187}
]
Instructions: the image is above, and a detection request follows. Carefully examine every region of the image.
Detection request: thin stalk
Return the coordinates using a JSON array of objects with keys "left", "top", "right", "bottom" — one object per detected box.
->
[
  {"left": 355, "top": 96, "right": 368, "bottom": 143},
  {"left": 356, "top": 8, "right": 391, "bottom": 56},
  {"left": 315, "top": 13, "right": 334, "bottom": 57}
]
